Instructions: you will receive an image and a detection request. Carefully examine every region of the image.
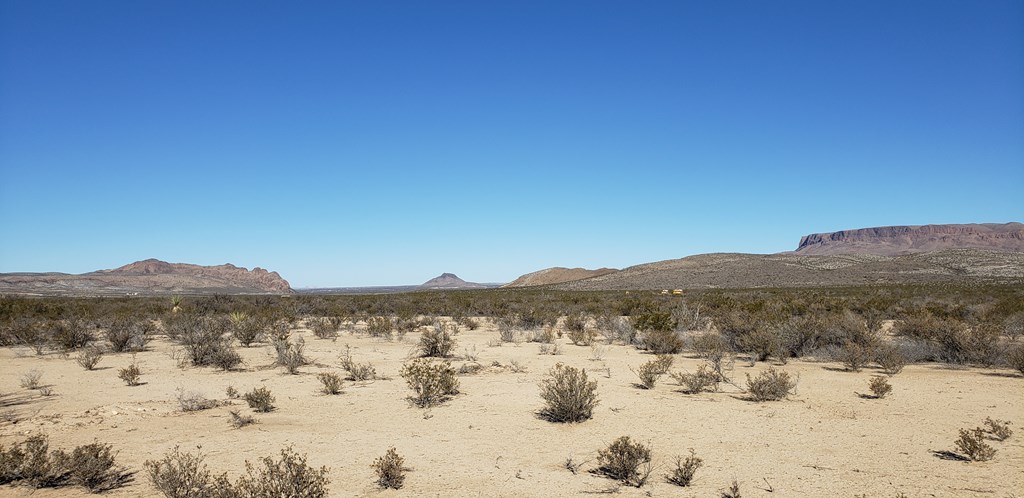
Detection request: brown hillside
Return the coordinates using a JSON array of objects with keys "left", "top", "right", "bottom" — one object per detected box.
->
[
  {"left": 795, "top": 222, "right": 1024, "bottom": 255},
  {"left": 503, "top": 267, "right": 618, "bottom": 287}
]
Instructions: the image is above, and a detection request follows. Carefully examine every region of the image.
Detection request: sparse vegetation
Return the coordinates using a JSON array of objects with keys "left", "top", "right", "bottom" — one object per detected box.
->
[
  {"left": 419, "top": 324, "right": 457, "bottom": 357},
  {"left": 118, "top": 361, "right": 142, "bottom": 386},
  {"left": 372, "top": 447, "right": 405, "bottom": 490},
  {"left": 955, "top": 427, "right": 996, "bottom": 461},
  {"left": 868, "top": 375, "right": 892, "bottom": 398},
  {"left": 274, "top": 335, "right": 309, "bottom": 374},
  {"left": 176, "top": 390, "right": 218, "bottom": 412},
  {"left": 234, "top": 446, "right": 329, "bottom": 498},
  {"left": 633, "top": 355, "right": 674, "bottom": 389},
  {"left": 20, "top": 369, "right": 43, "bottom": 390},
  {"left": 594, "top": 436, "right": 652, "bottom": 487},
  {"left": 666, "top": 449, "right": 703, "bottom": 487},
  {"left": 76, "top": 345, "right": 104, "bottom": 370},
  {"left": 366, "top": 316, "right": 393, "bottom": 340},
  {"left": 538, "top": 363, "right": 598, "bottom": 422},
  {"left": 745, "top": 368, "right": 797, "bottom": 401},
  {"left": 0, "top": 435, "right": 130, "bottom": 492},
  {"left": 317, "top": 372, "right": 344, "bottom": 395},
  {"left": 244, "top": 386, "right": 276, "bottom": 412},
  {"left": 671, "top": 363, "right": 721, "bottom": 394},
  {"left": 229, "top": 410, "right": 257, "bottom": 428},
  {"left": 400, "top": 359, "right": 459, "bottom": 407},
  {"left": 983, "top": 418, "right": 1012, "bottom": 441}
]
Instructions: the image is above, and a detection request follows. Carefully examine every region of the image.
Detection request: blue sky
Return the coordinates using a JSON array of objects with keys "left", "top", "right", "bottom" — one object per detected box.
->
[{"left": 1, "top": 1, "right": 1022, "bottom": 287}]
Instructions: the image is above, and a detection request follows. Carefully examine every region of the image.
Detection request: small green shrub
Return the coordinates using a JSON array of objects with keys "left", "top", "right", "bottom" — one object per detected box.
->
[
  {"left": 372, "top": 447, "right": 405, "bottom": 490},
  {"left": 400, "top": 359, "right": 459, "bottom": 407},
  {"left": 955, "top": 427, "right": 996, "bottom": 461},
  {"left": 538, "top": 363, "right": 598, "bottom": 422},
  {"left": 745, "top": 367, "right": 797, "bottom": 401},
  {"left": 244, "top": 387, "right": 276, "bottom": 413},
  {"left": 595, "top": 436, "right": 652, "bottom": 487},
  {"left": 666, "top": 449, "right": 702, "bottom": 487}
]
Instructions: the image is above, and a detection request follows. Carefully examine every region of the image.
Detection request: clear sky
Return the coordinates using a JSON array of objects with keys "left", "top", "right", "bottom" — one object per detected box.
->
[{"left": 1, "top": 1, "right": 1022, "bottom": 287}]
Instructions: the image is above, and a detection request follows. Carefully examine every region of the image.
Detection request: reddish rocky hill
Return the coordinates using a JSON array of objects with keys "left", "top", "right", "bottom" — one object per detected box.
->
[{"left": 0, "top": 259, "right": 292, "bottom": 295}]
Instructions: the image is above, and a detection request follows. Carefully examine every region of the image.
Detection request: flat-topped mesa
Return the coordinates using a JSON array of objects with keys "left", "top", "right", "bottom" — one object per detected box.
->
[
  {"left": 795, "top": 223, "right": 1024, "bottom": 256},
  {"left": 103, "top": 259, "right": 292, "bottom": 292}
]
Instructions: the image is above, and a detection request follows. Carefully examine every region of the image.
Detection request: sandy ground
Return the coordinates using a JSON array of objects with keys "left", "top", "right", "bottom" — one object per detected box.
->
[{"left": 1, "top": 319, "right": 1022, "bottom": 497}]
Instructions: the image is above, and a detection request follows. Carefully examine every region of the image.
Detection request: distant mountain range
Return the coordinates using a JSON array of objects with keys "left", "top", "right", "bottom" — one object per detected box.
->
[{"left": 1, "top": 223, "right": 1020, "bottom": 296}]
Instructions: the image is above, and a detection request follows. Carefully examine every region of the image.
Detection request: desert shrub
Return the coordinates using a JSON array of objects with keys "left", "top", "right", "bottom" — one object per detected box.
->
[
  {"left": 955, "top": 427, "right": 996, "bottom": 461},
  {"left": 983, "top": 418, "right": 1012, "bottom": 441},
  {"left": 633, "top": 355, "right": 674, "bottom": 389},
  {"left": 366, "top": 316, "right": 393, "bottom": 339},
  {"left": 231, "top": 314, "right": 268, "bottom": 347},
  {"left": 671, "top": 363, "right": 720, "bottom": 394},
  {"left": 244, "top": 387, "right": 276, "bottom": 412},
  {"left": 673, "top": 302, "right": 710, "bottom": 331},
  {"left": 400, "top": 359, "right": 459, "bottom": 407},
  {"left": 339, "top": 345, "right": 377, "bottom": 381},
  {"left": 630, "top": 303, "right": 676, "bottom": 334},
  {"left": 209, "top": 345, "right": 243, "bottom": 371},
  {"left": 10, "top": 320, "right": 49, "bottom": 355},
  {"left": 372, "top": 447, "right": 405, "bottom": 490},
  {"left": 307, "top": 316, "right": 341, "bottom": 340},
  {"left": 145, "top": 447, "right": 232, "bottom": 498},
  {"left": 641, "top": 329, "right": 685, "bottom": 354},
  {"left": 565, "top": 314, "right": 594, "bottom": 345},
  {"left": 172, "top": 316, "right": 235, "bottom": 368},
  {"left": 497, "top": 315, "right": 520, "bottom": 343},
  {"left": 106, "top": 318, "right": 152, "bottom": 352},
  {"left": 529, "top": 327, "right": 556, "bottom": 344},
  {"left": 76, "top": 345, "right": 105, "bottom": 370},
  {"left": 666, "top": 449, "right": 702, "bottom": 487},
  {"left": 226, "top": 386, "right": 240, "bottom": 399},
  {"left": 274, "top": 336, "right": 309, "bottom": 374},
  {"left": 595, "top": 436, "right": 652, "bottom": 487},
  {"left": 538, "top": 363, "right": 598, "bottom": 422},
  {"left": 64, "top": 442, "right": 131, "bottom": 492},
  {"left": 596, "top": 314, "right": 636, "bottom": 344},
  {"left": 691, "top": 332, "right": 729, "bottom": 359},
  {"left": 0, "top": 442, "right": 24, "bottom": 484},
  {"left": 118, "top": 362, "right": 142, "bottom": 386},
  {"left": 737, "top": 326, "right": 781, "bottom": 362},
  {"left": 229, "top": 410, "right": 257, "bottom": 429},
  {"left": 874, "top": 344, "right": 907, "bottom": 375},
  {"left": 836, "top": 341, "right": 873, "bottom": 372},
  {"left": 13, "top": 434, "right": 67, "bottom": 488},
  {"left": 894, "top": 314, "right": 1000, "bottom": 365},
  {"left": 419, "top": 326, "right": 456, "bottom": 358},
  {"left": 20, "top": 369, "right": 43, "bottom": 389},
  {"left": 51, "top": 318, "right": 95, "bottom": 351},
  {"left": 868, "top": 375, "right": 892, "bottom": 398},
  {"left": 317, "top": 372, "right": 344, "bottom": 395},
  {"left": 745, "top": 367, "right": 797, "bottom": 401},
  {"left": 538, "top": 342, "right": 563, "bottom": 355},
  {"left": 176, "top": 390, "right": 218, "bottom": 412},
  {"left": 722, "top": 480, "right": 741, "bottom": 498},
  {"left": 1008, "top": 344, "right": 1024, "bottom": 375},
  {"left": 234, "top": 446, "right": 329, "bottom": 498}
]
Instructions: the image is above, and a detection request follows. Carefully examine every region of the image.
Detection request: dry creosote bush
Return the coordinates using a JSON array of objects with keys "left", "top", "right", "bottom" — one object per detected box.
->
[
  {"left": 955, "top": 427, "right": 996, "bottom": 461},
  {"left": 868, "top": 375, "right": 892, "bottom": 399},
  {"left": 633, "top": 354, "right": 674, "bottom": 389},
  {"left": 745, "top": 367, "right": 797, "bottom": 401},
  {"left": 538, "top": 363, "right": 598, "bottom": 423},
  {"left": 594, "top": 436, "right": 652, "bottom": 488},
  {"left": 666, "top": 449, "right": 703, "bottom": 487},
  {"left": 372, "top": 447, "right": 406, "bottom": 490},
  {"left": 400, "top": 358, "right": 459, "bottom": 408}
]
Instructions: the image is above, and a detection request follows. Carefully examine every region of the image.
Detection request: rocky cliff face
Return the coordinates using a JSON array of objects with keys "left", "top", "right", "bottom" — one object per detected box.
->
[
  {"left": 795, "top": 223, "right": 1024, "bottom": 256},
  {"left": 102, "top": 259, "right": 291, "bottom": 292}
]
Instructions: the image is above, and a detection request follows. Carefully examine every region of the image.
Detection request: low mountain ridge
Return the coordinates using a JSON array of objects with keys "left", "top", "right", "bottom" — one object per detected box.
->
[
  {"left": 503, "top": 267, "right": 618, "bottom": 288},
  {"left": 0, "top": 259, "right": 292, "bottom": 295}
]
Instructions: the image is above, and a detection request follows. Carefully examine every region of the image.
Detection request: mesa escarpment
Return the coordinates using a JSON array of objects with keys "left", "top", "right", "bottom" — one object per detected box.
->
[
  {"left": 795, "top": 223, "right": 1024, "bottom": 256},
  {"left": 0, "top": 259, "right": 292, "bottom": 295}
]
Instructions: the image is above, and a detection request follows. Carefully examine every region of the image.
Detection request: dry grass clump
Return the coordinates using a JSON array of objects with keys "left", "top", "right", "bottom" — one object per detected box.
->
[
  {"left": 538, "top": 363, "right": 598, "bottom": 422},
  {"left": 372, "top": 447, "right": 406, "bottom": 489},
  {"left": 0, "top": 434, "right": 131, "bottom": 492},
  {"left": 666, "top": 449, "right": 703, "bottom": 487},
  {"left": 76, "top": 345, "right": 104, "bottom": 370},
  {"left": 867, "top": 375, "right": 892, "bottom": 398},
  {"left": 633, "top": 355, "right": 674, "bottom": 389},
  {"left": 20, "top": 369, "right": 43, "bottom": 390},
  {"left": 722, "top": 480, "right": 742, "bottom": 498},
  {"left": 594, "top": 436, "right": 652, "bottom": 487},
  {"left": 419, "top": 324, "right": 457, "bottom": 358},
  {"left": 244, "top": 386, "right": 276, "bottom": 412},
  {"left": 317, "top": 372, "right": 344, "bottom": 395},
  {"left": 118, "top": 361, "right": 142, "bottom": 386},
  {"left": 399, "top": 359, "right": 459, "bottom": 407},
  {"left": 745, "top": 367, "right": 797, "bottom": 401},
  {"left": 955, "top": 427, "right": 996, "bottom": 461}
]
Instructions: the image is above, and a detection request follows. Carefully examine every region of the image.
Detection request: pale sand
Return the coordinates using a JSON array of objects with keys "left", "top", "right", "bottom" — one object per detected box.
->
[{"left": 1, "top": 320, "right": 1022, "bottom": 497}]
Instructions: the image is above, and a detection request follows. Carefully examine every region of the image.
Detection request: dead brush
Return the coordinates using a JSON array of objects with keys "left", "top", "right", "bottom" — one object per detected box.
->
[
  {"left": 671, "top": 363, "right": 720, "bottom": 394},
  {"left": 118, "top": 361, "right": 142, "bottom": 386},
  {"left": 632, "top": 355, "right": 674, "bottom": 389},
  {"left": 317, "top": 372, "right": 344, "bottom": 395},
  {"left": 76, "top": 346, "right": 104, "bottom": 370},
  {"left": 983, "top": 418, "right": 1012, "bottom": 441},
  {"left": 340, "top": 345, "right": 377, "bottom": 381},
  {"left": 666, "top": 449, "right": 703, "bottom": 487},
  {"left": 745, "top": 367, "right": 797, "bottom": 401},
  {"left": 594, "top": 436, "right": 652, "bottom": 487},
  {"left": 867, "top": 375, "right": 892, "bottom": 399},
  {"left": 229, "top": 410, "right": 257, "bottom": 428},
  {"left": 176, "top": 390, "right": 218, "bottom": 412},
  {"left": 20, "top": 369, "right": 43, "bottom": 390},
  {"left": 955, "top": 427, "right": 996, "bottom": 461}
]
